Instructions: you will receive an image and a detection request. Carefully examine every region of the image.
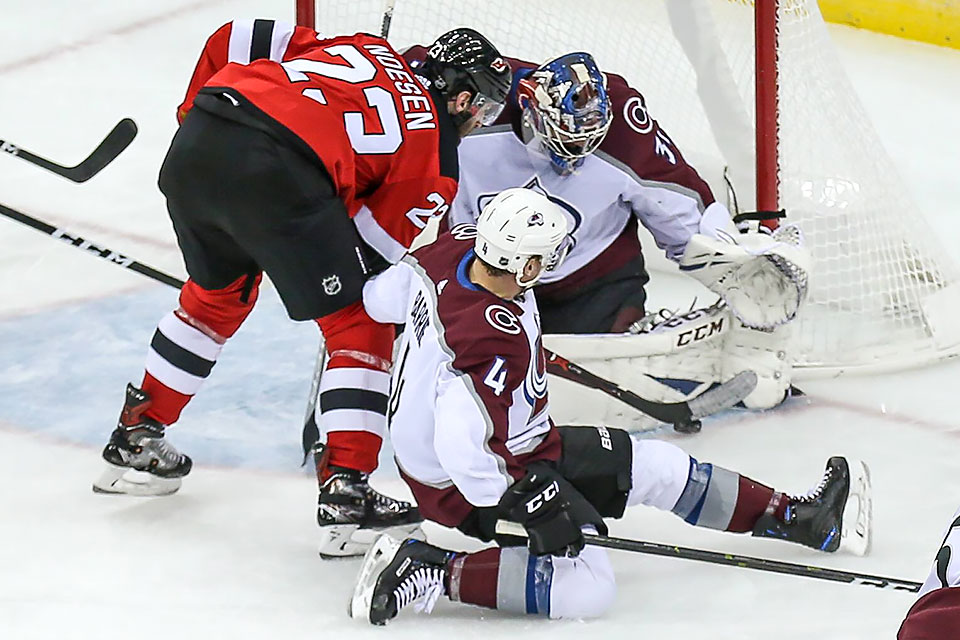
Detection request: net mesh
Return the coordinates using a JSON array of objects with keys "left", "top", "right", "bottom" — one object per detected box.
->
[{"left": 309, "top": 0, "right": 960, "bottom": 372}]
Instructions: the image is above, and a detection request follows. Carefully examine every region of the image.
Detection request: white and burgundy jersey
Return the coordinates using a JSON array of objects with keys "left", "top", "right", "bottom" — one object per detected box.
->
[
  {"left": 403, "top": 48, "right": 720, "bottom": 297},
  {"left": 362, "top": 226, "right": 561, "bottom": 527},
  {"left": 899, "top": 505, "right": 960, "bottom": 638}
]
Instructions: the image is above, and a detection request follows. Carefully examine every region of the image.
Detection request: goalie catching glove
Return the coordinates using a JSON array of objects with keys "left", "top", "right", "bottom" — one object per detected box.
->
[{"left": 679, "top": 224, "right": 810, "bottom": 330}]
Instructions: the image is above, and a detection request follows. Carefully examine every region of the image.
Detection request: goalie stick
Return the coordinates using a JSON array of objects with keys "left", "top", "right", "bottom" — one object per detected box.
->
[
  {"left": 0, "top": 118, "right": 137, "bottom": 183},
  {"left": 494, "top": 520, "right": 922, "bottom": 593},
  {"left": 545, "top": 351, "right": 757, "bottom": 433}
]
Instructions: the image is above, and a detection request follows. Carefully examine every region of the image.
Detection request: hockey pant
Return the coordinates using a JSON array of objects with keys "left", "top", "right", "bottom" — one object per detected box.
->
[
  {"left": 140, "top": 275, "right": 393, "bottom": 473},
  {"left": 447, "top": 426, "right": 788, "bottom": 618}
]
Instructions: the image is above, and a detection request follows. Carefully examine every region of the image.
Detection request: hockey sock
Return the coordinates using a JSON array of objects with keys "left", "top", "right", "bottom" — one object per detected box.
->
[
  {"left": 141, "top": 275, "right": 260, "bottom": 425},
  {"left": 671, "top": 457, "right": 789, "bottom": 532},
  {"left": 446, "top": 547, "right": 553, "bottom": 615},
  {"left": 314, "top": 301, "right": 394, "bottom": 473}
]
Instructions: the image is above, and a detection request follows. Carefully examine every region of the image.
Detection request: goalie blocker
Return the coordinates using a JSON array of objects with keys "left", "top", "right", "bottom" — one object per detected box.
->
[{"left": 544, "top": 300, "right": 792, "bottom": 431}]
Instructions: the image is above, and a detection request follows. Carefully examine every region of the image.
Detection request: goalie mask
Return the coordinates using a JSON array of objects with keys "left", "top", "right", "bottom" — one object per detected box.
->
[
  {"left": 475, "top": 188, "right": 571, "bottom": 288},
  {"left": 517, "top": 52, "right": 613, "bottom": 175},
  {"left": 417, "top": 28, "right": 512, "bottom": 130}
]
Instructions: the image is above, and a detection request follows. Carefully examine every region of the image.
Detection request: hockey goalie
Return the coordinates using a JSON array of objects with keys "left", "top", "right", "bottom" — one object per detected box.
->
[{"left": 420, "top": 47, "right": 812, "bottom": 429}]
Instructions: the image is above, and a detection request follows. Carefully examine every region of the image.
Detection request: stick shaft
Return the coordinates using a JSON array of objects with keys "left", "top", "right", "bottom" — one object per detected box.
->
[{"left": 495, "top": 520, "right": 920, "bottom": 592}]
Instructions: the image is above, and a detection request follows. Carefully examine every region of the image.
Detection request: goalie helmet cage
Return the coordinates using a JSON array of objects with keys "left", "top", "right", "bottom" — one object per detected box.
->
[{"left": 296, "top": 0, "right": 960, "bottom": 376}]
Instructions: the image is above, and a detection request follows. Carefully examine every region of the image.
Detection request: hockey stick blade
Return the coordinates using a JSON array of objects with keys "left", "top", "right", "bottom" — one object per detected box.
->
[
  {"left": 0, "top": 118, "right": 137, "bottom": 182},
  {"left": 494, "top": 520, "right": 921, "bottom": 593},
  {"left": 687, "top": 370, "right": 758, "bottom": 419},
  {"left": 546, "top": 350, "right": 754, "bottom": 428}
]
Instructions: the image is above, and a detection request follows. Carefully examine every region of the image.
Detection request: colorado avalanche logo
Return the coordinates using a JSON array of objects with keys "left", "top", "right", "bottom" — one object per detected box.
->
[
  {"left": 623, "top": 96, "right": 653, "bottom": 134},
  {"left": 527, "top": 212, "right": 544, "bottom": 226},
  {"left": 451, "top": 223, "right": 478, "bottom": 240},
  {"left": 484, "top": 304, "right": 522, "bottom": 335}
]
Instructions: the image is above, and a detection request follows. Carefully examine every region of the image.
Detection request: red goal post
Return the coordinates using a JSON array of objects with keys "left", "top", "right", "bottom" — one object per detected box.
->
[{"left": 295, "top": 0, "right": 960, "bottom": 375}]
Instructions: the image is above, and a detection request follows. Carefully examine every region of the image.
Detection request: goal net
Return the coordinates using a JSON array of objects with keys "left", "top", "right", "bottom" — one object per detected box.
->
[{"left": 301, "top": 0, "right": 960, "bottom": 375}]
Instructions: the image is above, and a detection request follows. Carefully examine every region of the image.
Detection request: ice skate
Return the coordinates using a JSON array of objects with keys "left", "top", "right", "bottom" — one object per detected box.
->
[
  {"left": 92, "top": 384, "right": 192, "bottom": 496},
  {"left": 349, "top": 535, "right": 454, "bottom": 625},
  {"left": 314, "top": 444, "right": 424, "bottom": 557},
  {"left": 753, "top": 456, "right": 872, "bottom": 555}
]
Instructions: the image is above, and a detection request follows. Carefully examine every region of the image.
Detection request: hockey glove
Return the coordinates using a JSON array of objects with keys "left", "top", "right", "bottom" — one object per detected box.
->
[{"left": 498, "top": 472, "right": 584, "bottom": 557}]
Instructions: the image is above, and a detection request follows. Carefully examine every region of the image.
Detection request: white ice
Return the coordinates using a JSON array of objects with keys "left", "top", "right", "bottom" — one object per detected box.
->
[{"left": 1, "top": 3, "right": 959, "bottom": 639}]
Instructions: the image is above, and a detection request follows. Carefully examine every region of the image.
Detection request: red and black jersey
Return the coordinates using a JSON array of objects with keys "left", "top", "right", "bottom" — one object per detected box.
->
[{"left": 180, "top": 20, "right": 459, "bottom": 263}]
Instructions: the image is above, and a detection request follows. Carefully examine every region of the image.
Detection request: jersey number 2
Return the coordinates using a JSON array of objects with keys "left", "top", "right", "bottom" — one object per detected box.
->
[{"left": 281, "top": 42, "right": 402, "bottom": 154}]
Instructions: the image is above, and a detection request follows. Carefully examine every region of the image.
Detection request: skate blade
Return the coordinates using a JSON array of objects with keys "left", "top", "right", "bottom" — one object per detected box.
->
[
  {"left": 348, "top": 533, "right": 403, "bottom": 622},
  {"left": 319, "top": 522, "right": 424, "bottom": 558},
  {"left": 92, "top": 463, "right": 182, "bottom": 497},
  {"left": 839, "top": 459, "right": 872, "bottom": 556}
]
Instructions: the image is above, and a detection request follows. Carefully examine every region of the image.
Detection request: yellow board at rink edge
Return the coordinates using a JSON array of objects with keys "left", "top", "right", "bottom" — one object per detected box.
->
[{"left": 819, "top": 0, "right": 960, "bottom": 49}]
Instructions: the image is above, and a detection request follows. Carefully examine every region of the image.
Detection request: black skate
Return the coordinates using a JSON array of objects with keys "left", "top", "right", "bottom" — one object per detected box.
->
[
  {"left": 92, "top": 384, "right": 192, "bottom": 496},
  {"left": 314, "top": 444, "right": 424, "bottom": 557},
  {"left": 348, "top": 535, "right": 454, "bottom": 625},
  {"left": 753, "top": 456, "right": 872, "bottom": 555}
]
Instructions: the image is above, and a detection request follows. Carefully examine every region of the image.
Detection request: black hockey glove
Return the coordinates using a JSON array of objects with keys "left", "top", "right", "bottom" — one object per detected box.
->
[{"left": 498, "top": 472, "right": 585, "bottom": 558}]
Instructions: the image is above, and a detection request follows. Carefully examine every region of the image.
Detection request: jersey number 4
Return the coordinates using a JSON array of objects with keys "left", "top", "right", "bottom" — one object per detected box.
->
[
  {"left": 281, "top": 42, "right": 402, "bottom": 154},
  {"left": 484, "top": 357, "right": 508, "bottom": 397}
]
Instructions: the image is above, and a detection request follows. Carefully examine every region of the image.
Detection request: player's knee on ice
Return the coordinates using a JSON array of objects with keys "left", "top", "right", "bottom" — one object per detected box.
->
[{"left": 549, "top": 544, "right": 616, "bottom": 619}]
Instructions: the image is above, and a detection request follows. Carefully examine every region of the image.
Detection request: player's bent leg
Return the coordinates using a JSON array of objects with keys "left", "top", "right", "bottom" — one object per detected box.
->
[
  {"left": 93, "top": 275, "right": 259, "bottom": 496},
  {"left": 626, "top": 437, "right": 872, "bottom": 554},
  {"left": 313, "top": 302, "right": 422, "bottom": 557},
  {"left": 350, "top": 531, "right": 615, "bottom": 625}
]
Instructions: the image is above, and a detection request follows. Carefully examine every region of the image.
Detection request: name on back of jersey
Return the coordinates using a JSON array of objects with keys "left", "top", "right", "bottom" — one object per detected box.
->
[{"left": 363, "top": 44, "right": 436, "bottom": 131}]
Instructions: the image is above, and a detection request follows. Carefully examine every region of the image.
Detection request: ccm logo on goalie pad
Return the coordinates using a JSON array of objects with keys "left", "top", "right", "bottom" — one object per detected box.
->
[
  {"left": 677, "top": 317, "right": 724, "bottom": 347},
  {"left": 525, "top": 480, "right": 561, "bottom": 514}
]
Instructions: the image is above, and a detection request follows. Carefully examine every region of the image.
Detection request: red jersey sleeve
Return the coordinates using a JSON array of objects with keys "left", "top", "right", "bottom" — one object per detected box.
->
[
  {"left": 354, "top": 176, "right": 458, "bottom": 263},
  {"left": 177, "top": 19, "right": 317, "bottom": 123}
]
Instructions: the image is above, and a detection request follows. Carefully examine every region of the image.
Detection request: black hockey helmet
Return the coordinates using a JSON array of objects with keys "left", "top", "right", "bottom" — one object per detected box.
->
[{"left": 418, "top": 28, "right": 512, "bottom": 127}]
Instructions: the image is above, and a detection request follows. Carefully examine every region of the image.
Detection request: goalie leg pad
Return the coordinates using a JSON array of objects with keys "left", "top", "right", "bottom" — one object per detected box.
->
[{"left": 721, "top": 320, "right": 793, "bottom": 409}]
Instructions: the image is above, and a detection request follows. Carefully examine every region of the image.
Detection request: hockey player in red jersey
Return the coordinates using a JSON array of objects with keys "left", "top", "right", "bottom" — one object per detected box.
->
[
  {"left": 898, "top": 504, "right": 960, "bottom": 638},
  {"left": 347, "top": 188, "right": 870, "bottom": 624},
  {"left": 92, "top": 20, "right": 512, "bottom": 556}
]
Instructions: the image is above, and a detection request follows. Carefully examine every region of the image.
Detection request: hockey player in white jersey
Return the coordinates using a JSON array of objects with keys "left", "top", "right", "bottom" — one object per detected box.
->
[
  {"left": 348, "top": 188, "right": 869, "bottom": 625},
  {"left": 401, "top": 47, "right": 809, "bottom": 415}
]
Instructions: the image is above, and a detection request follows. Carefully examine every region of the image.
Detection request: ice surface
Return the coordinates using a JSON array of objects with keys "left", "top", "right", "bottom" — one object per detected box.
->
[{"left": 1, "top": 3, "right": 958, "bottom": 638}]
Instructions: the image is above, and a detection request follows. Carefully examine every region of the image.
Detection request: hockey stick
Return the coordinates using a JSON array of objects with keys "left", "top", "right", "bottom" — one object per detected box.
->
[
  {"left": 494, "top": 520, "right": 921, "bottom": 593},
  {"left": 0, "top": 203, "right": 752, "bottom": 442},
  {"left": 301, "top": 343, "right": 327, "bottom": 463},
  {"left": 0, "top": 202, "right": 184, "bottom": 289},
  {"left": 380, "top": 0, "right": 397, "bottom": 38},
  {"left": 294, "top": 0, "right": 400, "bottom": 460},
  {"left": 0, "top": 118, "right": 138, "bottom": 183},
  {"left": 545, "top": 350, "right": 757, "bottom": 434}
]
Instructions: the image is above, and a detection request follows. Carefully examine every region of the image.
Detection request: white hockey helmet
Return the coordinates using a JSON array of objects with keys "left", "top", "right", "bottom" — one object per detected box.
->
[{"left": 475, "top": 188, "right": 570, "bottom": 287}]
